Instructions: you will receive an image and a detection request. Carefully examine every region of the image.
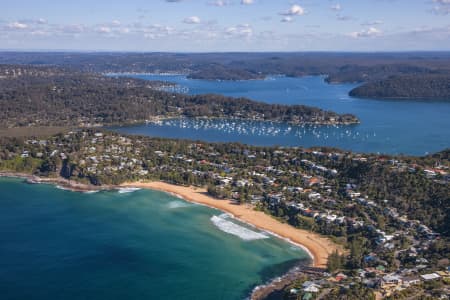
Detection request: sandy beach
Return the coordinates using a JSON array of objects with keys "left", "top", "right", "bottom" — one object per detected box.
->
[
  {"left": 121, "top": 181, "right": 343, "bottom": 268},
  {"left": 0, "top": 172, "right": 342, "bottom": 267}
]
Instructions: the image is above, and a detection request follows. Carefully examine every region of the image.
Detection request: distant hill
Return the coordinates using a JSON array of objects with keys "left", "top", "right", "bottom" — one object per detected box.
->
[
  {"left": 1, "top": 52, "right": 449, "bottom": 99},
  {"left": 1, "top": 51, "right": 449, "bottom": 82},
  {"left": 349, "top": 74, "right": 450, "bottom": 100}
]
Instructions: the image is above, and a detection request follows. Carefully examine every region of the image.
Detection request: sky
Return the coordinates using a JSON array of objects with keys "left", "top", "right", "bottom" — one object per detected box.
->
[{"left": 1, "top": 0, "right": 449, "bottom": 52}]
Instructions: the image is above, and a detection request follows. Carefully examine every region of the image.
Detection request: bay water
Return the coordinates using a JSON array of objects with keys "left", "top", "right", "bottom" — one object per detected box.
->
[{"left": 112, "top": 75, "right": 450, "bottom": 155}]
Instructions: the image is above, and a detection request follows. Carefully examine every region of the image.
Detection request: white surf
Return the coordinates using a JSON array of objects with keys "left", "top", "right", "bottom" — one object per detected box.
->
[
  {"left": 167, "top": 200, "right": 191, "bottom": 209},
  {"left": 117, "top": 187, "right": 141, "bottom": 194},
  {"left": 211, "top": 214, "right": 269, "bottom": 241}
]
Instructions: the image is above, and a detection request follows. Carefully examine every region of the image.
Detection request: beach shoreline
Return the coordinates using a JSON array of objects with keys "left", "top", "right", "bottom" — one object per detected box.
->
[
  {"left": 0, "top": 172, "right": 342, "bottom": 268},
  {"left": 0, "top": 172, "right": 113, "bottom": 192},
  {"left": 121, "top": 181, "right": 343, "bottom": 268}
]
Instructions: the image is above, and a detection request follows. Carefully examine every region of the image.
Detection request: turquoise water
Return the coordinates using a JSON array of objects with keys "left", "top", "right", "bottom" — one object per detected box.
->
[
  {"left": 112, "top": 75, "right": 450, "bottom": 155},
  {"left": 0, "top": 178, "right": 308, "bottom": 300}
]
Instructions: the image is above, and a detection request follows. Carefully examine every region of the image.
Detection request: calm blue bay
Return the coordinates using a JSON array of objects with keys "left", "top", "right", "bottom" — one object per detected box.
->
[
  {"left": 0, "top": 178, "right": 307, "bottom": 300},
  {"left": 111, "top": 75, "right": 450, "bottom": 155}
]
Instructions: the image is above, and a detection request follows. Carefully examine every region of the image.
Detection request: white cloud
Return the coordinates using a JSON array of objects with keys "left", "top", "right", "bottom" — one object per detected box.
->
[
  {"left": 280, "top": 4, "right": 305, "bottom": 16},
  {"left": 350, "top": 27, "right": 382, "bottom": 38},
  {"left": 183, "top": 16, "right": 201, "bottom": 24},
  {"left": 336, "top": 15, "right": 352, "bottom": 21},
  {"left": 361, "top": 20, "right": 383, "bottom": 26},
  {"left": 225, "top": 23, "right": 253, "bottom": 38},
  {"left": 97, "top": 26, "right": 112, "bottom": 33},
  {"left": 142, "top": 24, "right": 175, "bottom": 39},
  {"left": 30, "top": 30, "right": 49, "bottom": 36},
  {"left": 7, "top": 22, "right": 28, "bottom": 29},
  {"left": 59, "top": 24, "right": 86, "bottom": 34},
  {"left": 241, "top": 0, "right": 254, "bottom": 5},
  {"left": 431, "top": 0, "right": 450, "bottom": 15},
  {"left": 37, "top": 18, "right": 47, "bottom": 24},
  {"left": 209, "top": 0, "right": 231, "bottom": 6},
  {"left": 331, "top": 4, "right": 341, "bottom": 11},
  {"left": 281, "top": 16, "right": 293, "bottom": 23},
  {"left": 432, "top": 6, "right": 450, "bottom": 15}
]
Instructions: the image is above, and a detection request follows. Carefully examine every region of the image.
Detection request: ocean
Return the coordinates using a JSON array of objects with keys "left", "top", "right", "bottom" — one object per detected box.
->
[
  {"left": 110, "top": 75, "right": 450, "bottom": 155},
  {"left": 0, "top": 178, "right": 308, "bottom": 300}
]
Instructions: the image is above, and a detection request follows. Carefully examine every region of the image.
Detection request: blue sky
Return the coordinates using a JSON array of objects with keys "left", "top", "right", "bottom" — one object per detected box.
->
[{"left": 1, "top": 0, "right": 449, "bottom": 51}]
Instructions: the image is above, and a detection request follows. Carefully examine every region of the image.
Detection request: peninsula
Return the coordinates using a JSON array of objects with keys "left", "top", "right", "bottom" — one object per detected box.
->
[
  {"left": 0, "top": 128, "right": 448, "bottom": 299},
  {"left": 0, "top": 65, "right": 358, "bottom": 128},
  {"left": 349, "top": 74, "right": 450, "bottom": 100}
]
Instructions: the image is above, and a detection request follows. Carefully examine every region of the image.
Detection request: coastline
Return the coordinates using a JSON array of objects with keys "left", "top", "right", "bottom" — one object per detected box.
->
[
  {"left": 0, "top": 172, "right": 112, "bottom": 192},
  {"left": 121, "top": 181, "right": 343, "bottom": 268},
  {"left": 0, "top": 172, "right": 342, "bottom": 268}
]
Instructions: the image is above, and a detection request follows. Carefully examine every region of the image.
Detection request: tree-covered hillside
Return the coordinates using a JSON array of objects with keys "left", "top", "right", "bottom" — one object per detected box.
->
[
  {"left": 350, "top": 74, "right": 450, "bottom": 100},
  {"left": 0, "top": 65, "right": 358, "bottom": 128},
  {"left": 1, "top": 52, "right": 449, "bottom": 100}
]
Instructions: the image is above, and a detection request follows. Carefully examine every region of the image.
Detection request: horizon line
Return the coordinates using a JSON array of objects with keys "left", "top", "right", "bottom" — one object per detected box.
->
[{"left": 1, "top": 49, "right": 450, "bottom": 54}]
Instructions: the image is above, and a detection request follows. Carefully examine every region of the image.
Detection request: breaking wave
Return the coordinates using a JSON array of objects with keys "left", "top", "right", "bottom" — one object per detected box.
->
[
  {"left": 55, "top": 185, "right": 70, "bottom": 191},
  {"left": 211, "top": 214, "right": 269, "bottom": 241},
  {"left": 117, "top": 187, "right": 141, "bottom": 194},
  {"left": 83, "top": 190, "right": 99, "bottom": 194},
  {"left": 167, "top": 200, "right": 192, "bottom": 209}
]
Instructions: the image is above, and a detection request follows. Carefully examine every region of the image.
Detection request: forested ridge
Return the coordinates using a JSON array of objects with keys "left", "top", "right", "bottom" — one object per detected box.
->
[
  {"left": 349, "top": 74, "right": 450, "bottom": 100},
  {"left": 1, "top": 51, "right": 449, "bottom": 79},
  {"left": 0, "top": 65, "right": 358, "bottom": 128},
  {"left": 1, "top": 51, "right": 449, "bottom": 100}
]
